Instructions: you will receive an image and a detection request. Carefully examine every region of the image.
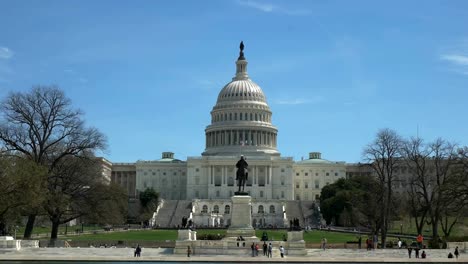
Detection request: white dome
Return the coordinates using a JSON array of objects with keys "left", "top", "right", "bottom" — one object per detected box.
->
[
  {"left": 202, "top": 43, "right": 279, "bottom": 157},
  {"left": 217, "top": 79, "right": 267, "bottom": 104}
]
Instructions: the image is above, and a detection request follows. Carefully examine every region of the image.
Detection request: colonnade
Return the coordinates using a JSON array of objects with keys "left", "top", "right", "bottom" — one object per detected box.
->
[{"left": 205, "top": 129, "right": 277, "bottom": 148}]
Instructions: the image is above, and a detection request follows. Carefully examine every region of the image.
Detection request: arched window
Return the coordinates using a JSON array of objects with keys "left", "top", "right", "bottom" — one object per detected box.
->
[
  {"left": 240, "top": 113, "right": 242, "bottom": 120},
  {"left": 258, "top": 205, "right": 264, "bottom": 214},
  {"left": 234, "top": 113, "right": 237, "bottom": 120},
  {"left": 244, "top": 113, "right": 247, "bottom": 120},
  {"left": 213, "top": 205, "right": 219, "bottom": 213},
  {"left": 230, "top": 113, "right": 232, "bottom": 120},
  {"left": 224, "top": 205, "right": 230, "bottom": 214},
  {"left": 250, "top": 113, "right": 253, "bottom": 120},
  {"left": 269, "top": 205, "right": 276, "bottom": 214},
  {"left": 202, "top": 205, "right": 208, "bottom": 213}
]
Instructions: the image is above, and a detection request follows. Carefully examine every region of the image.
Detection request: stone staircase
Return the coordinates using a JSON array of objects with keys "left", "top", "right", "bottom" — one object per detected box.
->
[
  {"left": 170, "top": 200, "right": 192, "bottom": 227},
  {"left": 299, "top": 201, "right": 316, "bottom": 227},
  {"left": 285, "top": 201, "right": 305, "bottom": 227},
  {"left": 153, "top": 200, "right": 179, "bottom": 227},
  {"left": 153, "top": 200, "right": 192, "bottom": 228}
]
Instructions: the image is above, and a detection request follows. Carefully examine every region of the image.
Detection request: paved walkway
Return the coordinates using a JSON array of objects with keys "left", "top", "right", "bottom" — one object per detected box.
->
[{"left": 0, "top": 247, "right": 465, "bottom": 262}]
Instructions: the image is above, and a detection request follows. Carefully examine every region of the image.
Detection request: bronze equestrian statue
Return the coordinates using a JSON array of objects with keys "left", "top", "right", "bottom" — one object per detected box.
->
[{"left": 235, "top": 155, "right": 248, "bottom": 193}]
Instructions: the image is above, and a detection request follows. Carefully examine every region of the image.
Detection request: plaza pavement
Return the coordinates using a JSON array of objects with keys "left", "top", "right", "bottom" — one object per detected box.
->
[{"left": 0, "top": 247, "right": 466, "bottom": 263}]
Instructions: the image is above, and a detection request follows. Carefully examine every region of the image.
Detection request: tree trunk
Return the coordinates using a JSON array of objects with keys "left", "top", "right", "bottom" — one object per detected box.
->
[
  {"left": 50, "top": 219, "right": 60, "bottom": 240},
  {"left": 23, "top": 214, "right": 36, "bottom": 239}
]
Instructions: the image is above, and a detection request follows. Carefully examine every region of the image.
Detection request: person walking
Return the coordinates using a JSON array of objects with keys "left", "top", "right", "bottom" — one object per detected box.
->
[
  {"left": 255, "top": 243, "right": 259, "bottom": 256},
  {"left": 279, "top": 245, "right": 285, "bottom": 258},
  {"left": 455, "top": 246, "right": 459, "bottom": 259},
  {"left": 268, "top": 243, "right": 273, "bottom": 258},
  {"left": 416, "top": 234, "right": 423, "bottom": 249},
  {"left": 407, "top": 247, "right": 412, "bottom": 258},
  {"left": 187, "top": 246, "right": 192, "bottom": 257},
  {"left": 251, "top": 242, "right": 255, "bottom": 257},
  {"left": 263, "top": 242, "right": 267, "bottom": 256},
  {"left": 321, "top": 237, "right": 327, "bottom": 250}
]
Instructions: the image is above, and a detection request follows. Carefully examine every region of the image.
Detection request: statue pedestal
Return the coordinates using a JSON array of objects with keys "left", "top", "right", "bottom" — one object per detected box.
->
[{"left": 226, "top": 195, "right": 255, "bottom": 238}]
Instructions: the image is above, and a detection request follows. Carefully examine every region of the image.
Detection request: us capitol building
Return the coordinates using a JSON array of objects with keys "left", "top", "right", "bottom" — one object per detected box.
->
[{"left": 109, "top": 43, "right": 368, "bottom": 228}]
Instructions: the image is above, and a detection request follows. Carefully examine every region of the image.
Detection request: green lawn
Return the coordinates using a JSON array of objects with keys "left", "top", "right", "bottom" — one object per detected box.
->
[
  {"left": 61, "top": 229, "right": 361, "bottom": 243},
  {"left": 17, "top": 225, "right": 104, "bottom": 238},
  {"left": 389, "top": 217, "right": 468, "bottom": 237},
  {"left": 63, "top": 230, "right": 177, "bottom": 241}
]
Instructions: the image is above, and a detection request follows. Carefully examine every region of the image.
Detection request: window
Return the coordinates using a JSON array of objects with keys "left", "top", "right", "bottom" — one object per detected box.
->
[
  {"left": 315, "top": 194, "right": 320, "bottom": 200},
  {"left": 315, "top": 180, "right": 320, "bottom": 189},
  {"left": 196, "top": 168, "right": 199, "bottom": 172},
  {"left": 305, "top": 182, "right": 308, "bottom": 189},
  {"left": 216, "top": 190, "right": 220, "bottom": 197},
  {"left": 240, "top": 113, "right": 242, "bottom": 120},
  {"left": 315, "top": 173, "right": 318, "bottom": 176},
  {"left": 281, "top": 191, "right": 284, "bottom": 198},
  {"left": 195, "top": 190, "right": 199, "bottom": 197},
  {"left": 326, "top": 172, "right": 329, "bottom": 176},
  {"left": 296, "top": 173, "right": 299, "bottom": 176},
  {"left": 305, "top": 172, "right": 308, "bottom": 176},
  {"left": 224, "top": 205, "right": 230, "bottom": 214},
  {"left": 281, "top": 168, "right": 285, "bottom": 173},
  {"left": 213, "top": 205, "right": 219, "bottom": 213},
  {"left": 296, "top": 182, "right": 300, "bottom": 188},
  {"left": 296, "top": 195, "right": 300, "bottom": 200},
  {"left": 335, "top": 172, "right": 338, "bottom": 176},
  {"left": 258, "top": 205, "right": 264, "bottom": 213},
  {"left": 269, "top": 205, "right": 275, "bottom": 214},
  {"left": 202, "top": 205, "right": 208, "bottom": 213},
  {"left": 228, "top": 177, "right": 234, "bottom": 186},
  {"left": 260, "top": 191, "right": 264, "bottom": 198}
]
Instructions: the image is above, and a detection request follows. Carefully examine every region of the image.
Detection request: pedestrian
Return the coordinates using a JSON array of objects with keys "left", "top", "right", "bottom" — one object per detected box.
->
[
  {"left": 251, "top": 242, "right": 255, "bottom": 257},
  {"left": 187, "top": 246, "right": 191, "bottom": 257},
  {"left": 455, "top": 246, "right": 459, "bottom": 259},
  {"left": 268, "top": 243, "right": 273, "bottom": 258},
  {"left": 397, "top": 238, "right": 402, "bottom": 249},
  {"left": 263, "top": 242, "right": 267, "bottom": 256},
  {"left": 134, "top": 244, "right": 142, "bottom": 257},
  {"left": 279, "top": 245, "right": 285, "bottom": 258},
  {"left": 366, "top": 238, "right": 371, "bottom": 251},
  {"left": 421, "top": 250, "right": 426, "bottom": 259},
  {"left": 416, "top": 234, "right": 423, "bottom": 249},
  {"left": 255, "top": 243, "right": 259, "bottom": 256},
  {"left": 321, "top": 237, "right": 327, "bottom": 250},
  {"left": 358, "top": 236, "right": 362, "bottom": 249},
  {"left": 448, "top": 252, "right": 454, "bottom": 258},
  {"left": 373, "top": 234, "right": 378, "bottom": 249},
  {"left": 407, "top": 247, "right": 412, "bottom": 258},
  {"left": 415, "top": 247, "right": 420, "bottom": 258}
]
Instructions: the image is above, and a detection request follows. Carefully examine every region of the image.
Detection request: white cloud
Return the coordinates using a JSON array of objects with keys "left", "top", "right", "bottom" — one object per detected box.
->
[
  {"left": 237, "top": 0, "right": 310, "bottom": 16},
  {"left": 0, "top": 47, "right": 14, "bottom": 60},
  {"left": 440, "top": 54, "right": 468, "bottom": 66}
]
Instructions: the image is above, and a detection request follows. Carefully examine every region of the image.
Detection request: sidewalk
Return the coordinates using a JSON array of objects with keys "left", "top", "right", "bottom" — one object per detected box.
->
[{"left": 0, "top": 247, "right": 465, "bottom": 262}]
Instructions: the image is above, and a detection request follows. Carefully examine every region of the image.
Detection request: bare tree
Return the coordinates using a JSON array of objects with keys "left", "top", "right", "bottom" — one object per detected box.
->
[
  {"left": 401, "top": 137, "right": 431, "bottom": 234},
  {"left": 45, "top": 155, "right": 127, "bottom": 240},
  {"left": 401, "top": 137, "right": 466, "bottom": 246},
  {"left": 0, "top": 86, "right": 106, "bottom": 238},
  {"left": 0, "top": 157, "right": 47, "bottom": 235},
  {"left": 363, "top": 128, "right": 403, "bottom": 248}
]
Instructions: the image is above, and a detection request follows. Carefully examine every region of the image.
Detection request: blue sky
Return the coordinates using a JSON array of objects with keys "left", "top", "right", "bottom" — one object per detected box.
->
[{"left": 1, "top": 0, "right": 467, "bottom": 163}]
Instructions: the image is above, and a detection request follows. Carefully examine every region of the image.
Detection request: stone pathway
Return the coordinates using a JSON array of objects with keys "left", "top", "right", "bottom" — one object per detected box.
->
[{"left": 0, "top": 247, "right": 465, "bottom": 262}]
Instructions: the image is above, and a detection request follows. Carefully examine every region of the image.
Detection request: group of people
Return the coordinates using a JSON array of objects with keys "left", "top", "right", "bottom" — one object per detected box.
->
[
  {"left": 250, "top": 242, "right": 282, "bottom": 258},
  {"left": 180, "top": 217, "right": 193, "bottom": 229},
  {"left": 289, "top": 218, "right": 301, "bottom": 231},
  {"left": 447, "top": 246, "right": 460, "bottom": 259}
]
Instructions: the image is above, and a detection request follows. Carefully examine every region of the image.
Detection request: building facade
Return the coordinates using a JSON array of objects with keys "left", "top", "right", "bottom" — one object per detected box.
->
[{"left": 109, "top": 44, "right": 351, "bottom": 227}]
